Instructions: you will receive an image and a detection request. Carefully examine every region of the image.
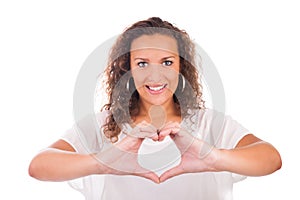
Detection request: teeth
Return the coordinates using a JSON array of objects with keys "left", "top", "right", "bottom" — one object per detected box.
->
[{"left": 148, "top": 85, "right": 165, "bottom": 91}]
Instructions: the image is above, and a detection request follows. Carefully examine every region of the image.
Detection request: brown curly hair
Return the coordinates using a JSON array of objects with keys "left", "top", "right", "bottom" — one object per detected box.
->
[{"left": 102, "top": 17, "right": 205, "bottom": 143}]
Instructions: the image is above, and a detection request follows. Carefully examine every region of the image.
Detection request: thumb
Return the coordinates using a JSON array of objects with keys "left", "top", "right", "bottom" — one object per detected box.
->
[
  {"left": 159, "top": 166, "right": 183, "bottom": 183},
  {"left": 134, "top": 165, "right": 160, "bottom": 184},
  {"left": 141, "top": 171, "right": 160, "bottom": 184}
]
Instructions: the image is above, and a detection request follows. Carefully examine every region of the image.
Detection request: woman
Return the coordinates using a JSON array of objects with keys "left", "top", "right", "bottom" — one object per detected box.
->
[{"left": 29, "top": 17, "right": 281, "bottom": 200}]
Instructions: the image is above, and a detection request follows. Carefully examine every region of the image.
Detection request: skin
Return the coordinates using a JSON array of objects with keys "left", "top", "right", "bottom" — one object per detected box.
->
[
  {"left": 130, "top": 34, "right": 180, "bottom": 119},
  {"left": 28, "top": 34, "right": 282, "bottom": 184}
]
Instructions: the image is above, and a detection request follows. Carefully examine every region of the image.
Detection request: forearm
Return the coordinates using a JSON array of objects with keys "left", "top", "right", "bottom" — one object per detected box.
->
[
  {"left": 216, "top": 141, "right": 282, "bottom": 176},
  {"left": 29, "top": 148, "right": 100, "bottom": 181}
]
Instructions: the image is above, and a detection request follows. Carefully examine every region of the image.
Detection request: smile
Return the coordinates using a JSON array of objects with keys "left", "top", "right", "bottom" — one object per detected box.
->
[{"left": 145, "top": 84, "right": 167, "bottom": 93}]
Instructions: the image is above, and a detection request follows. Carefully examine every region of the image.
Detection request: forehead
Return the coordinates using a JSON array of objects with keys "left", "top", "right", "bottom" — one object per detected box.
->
[{"left": 130, "top": 34, "right": 178, "bottom": 55}]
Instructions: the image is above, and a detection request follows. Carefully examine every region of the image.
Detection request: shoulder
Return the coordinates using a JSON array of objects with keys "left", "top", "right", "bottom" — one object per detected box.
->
[
  {"left": 183, "top": 108, "right": 227, "bottom": 136},
  {"left": 188, "top": 108, "right": 249, "bottom": 148},
  {"left": 194, "top": 108, "right": 247, "bottom": 132},
  {"left": 95, "top": 109, "right": 111, "bottom": 125},
  {"left": 188, "top": 108, "right": 228, "bottom": 124},
  {"left": 75, "top": 110, "right": 111, "bottom": 127}
]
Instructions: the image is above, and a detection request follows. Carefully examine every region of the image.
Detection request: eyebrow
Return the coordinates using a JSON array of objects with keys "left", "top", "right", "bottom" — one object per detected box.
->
[{"left": 134, "top": 56, "right": 175, "bottom": 61}]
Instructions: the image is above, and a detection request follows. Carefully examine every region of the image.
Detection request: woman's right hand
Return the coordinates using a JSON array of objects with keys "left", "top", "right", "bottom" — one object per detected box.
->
[
  {"left": 29, "top": 121, "right": 159, "bottom": 183},
  {"left": 94, "top": 121, "right": 160, "bottom": 183}
]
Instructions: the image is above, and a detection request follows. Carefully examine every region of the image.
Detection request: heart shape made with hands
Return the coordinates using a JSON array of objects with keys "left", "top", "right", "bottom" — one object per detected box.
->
[
  {"left": 112, "top": 119, "right": 216, "bottom": 184},
  {"left": 137, "top": 134, "right": 182, "bottom": 177},
  {"left": 118, "top": 105, "right": 216, "bottom": 183},
  {"left": 139, "top": 106, "right": 179, "bottom": 170}
]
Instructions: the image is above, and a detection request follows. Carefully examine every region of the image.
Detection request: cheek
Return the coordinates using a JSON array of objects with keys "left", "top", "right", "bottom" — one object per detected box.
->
[
  {"left": 163, "top": 68, "right": 179, "bottom": 86},
  {"left": 132, "top": 70, "right": 147, "bottom": 89},
  {"left": 170, "top": 75, "right": 179, "bottom": 90}
]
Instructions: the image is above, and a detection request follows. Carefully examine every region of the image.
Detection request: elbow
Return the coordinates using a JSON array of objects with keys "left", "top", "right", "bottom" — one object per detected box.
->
[
  {"left": 28, "top": 157, "right": 40, "bottom": 180},
  {"left": 28, "top": 156, "right": 46, "bottom": 181},
  {"left": 267, "top": 145, "right": 282, "bottom": 174},
  {"left": 273, "top": 149, "right": 282, "bottom": 172},
  {"left": 255, "top": 143, "right": 282, "bottom": 176}
]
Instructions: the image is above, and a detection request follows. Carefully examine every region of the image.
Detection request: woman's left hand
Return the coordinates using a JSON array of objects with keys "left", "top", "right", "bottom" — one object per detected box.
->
[{"left": 158, "top": 121, "right": 220, "bottom": 183}]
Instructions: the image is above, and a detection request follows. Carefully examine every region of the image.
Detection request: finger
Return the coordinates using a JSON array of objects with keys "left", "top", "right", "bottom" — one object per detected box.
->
[
  {"left": 139, "top": 128, "right": 158, "bottom": 140},
  {"left": 159, "top": 122, "right": 180, "bottom": 135},
  {"left": 139, "top": 123, "right": 159, "bottom": 140},
  {"left": 134, "top": 166, "right": 160, "bottom": 184},
  {"left": 150, "top": 133, "right": 159, "bottom": 141},
  {"left": 128, "top": 122, "right": 157, "bottom": 139},
  {"left": 159, "top": 166, "right": 183, "bottom": 183},
  {"left": 159, "top": 127, "right": 181, "bottom": 141},
  {"left": 161, "top": 127, "right": 181, "bottom": 135},
  {"left": 141, "top": 131, "right": 158, "bottom": 141},
  {"left": 171, "top": 129, "right": 196, "bottom": 150},
  {"left": 141, "top": 171, "right": 160, "bottom": 184}
]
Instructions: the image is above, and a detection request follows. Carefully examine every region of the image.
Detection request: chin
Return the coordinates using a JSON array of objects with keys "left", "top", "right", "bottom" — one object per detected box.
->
[{"left": 145, "top": 96, "right": 173, "bottom": 106}]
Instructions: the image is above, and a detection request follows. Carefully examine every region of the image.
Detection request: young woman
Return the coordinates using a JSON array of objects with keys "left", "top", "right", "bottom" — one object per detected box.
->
[{"left": 29, "top": 17, "right": 281, "bottom": 200}]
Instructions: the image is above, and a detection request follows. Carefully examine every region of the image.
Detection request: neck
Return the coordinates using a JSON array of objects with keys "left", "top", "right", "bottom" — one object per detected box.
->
[
  {"left": 137, "top": 99, "right": 181, "bottom": 129},
  {"left": 138, "top": 99, "right": 179, "bottom": 116}
]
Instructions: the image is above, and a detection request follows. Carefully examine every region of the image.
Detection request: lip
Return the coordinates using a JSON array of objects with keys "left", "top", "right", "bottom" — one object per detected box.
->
[{"left": 145, "top": 84, "right": 167, "bottom": 95}]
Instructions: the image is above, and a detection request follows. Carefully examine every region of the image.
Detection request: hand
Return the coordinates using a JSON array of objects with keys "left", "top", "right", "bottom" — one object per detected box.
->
[
  {"left": 125, "top": 120, "right": 159, "bottom": 142},
  {"left": 94, "top": 121, "right": 160, "bottom": 183},
  {"left": 158, "top": 121, "right": 220, "bottom": 183}
]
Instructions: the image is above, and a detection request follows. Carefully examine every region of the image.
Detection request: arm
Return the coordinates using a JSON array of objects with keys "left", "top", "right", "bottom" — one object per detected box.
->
[
  {"left": 216, "top": 134, "right": 282, "bottom": 176},
  {"left": 28, "top": 140, "right": 101, "bottom": 181},
  {"left": 29, "top": 122, "right": 161, "bottom": 183},
  {"left": 159, "top": 125, "right": 282, "bottom": 182}
]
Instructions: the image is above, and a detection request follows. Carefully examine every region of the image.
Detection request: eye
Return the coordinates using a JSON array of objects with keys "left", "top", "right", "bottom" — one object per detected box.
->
[
  {"left": 162, "top": 60, "right": 173, "bottom": 66},
  {"left": 137, "top": 61, "right": 148, "bottom": 68}
]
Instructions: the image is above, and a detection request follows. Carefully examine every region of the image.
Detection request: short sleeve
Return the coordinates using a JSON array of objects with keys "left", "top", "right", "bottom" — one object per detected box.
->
[
  {"left": 196, "top": 109, "right": 250, "bottom": 183},
  {"left": 217, "top": 114, "right": 250, "bottom": 149},
  {"left": 61, "top": 126, "right": 88, "bottom": 154},
  {"left": 61, "top": 127, "right": 106, "bottom": 198},
  {"left": 61, "top": 110, "right": 110, "bottom": 154},
  {"left": 60, "top": 111, "right": 109, "bottom": 198},
  {"left": 215, "top": 112, "right": 250, "bottom": 183},
  {"left": 195, "top": 109, "right": 250, "bottom": 149}
]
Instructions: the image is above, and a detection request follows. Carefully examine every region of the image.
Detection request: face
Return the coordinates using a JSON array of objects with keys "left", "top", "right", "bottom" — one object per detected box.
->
[{"left": 130, "top": 34, "right": 180, "bottom": 108}]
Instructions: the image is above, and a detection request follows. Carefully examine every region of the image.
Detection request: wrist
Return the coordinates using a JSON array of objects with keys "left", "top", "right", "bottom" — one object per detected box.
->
[
  {"left": 204, "top": 148, "right": 222, "bottom": 172},
  {"left": 88, "top": 153, "right": 109, "bottom": 175},
  {"left": 197, "top": 141, "right": 223, "bottom": 172},
  {"left": 212, "top": 149, "right": 230, "bottom": 172}
]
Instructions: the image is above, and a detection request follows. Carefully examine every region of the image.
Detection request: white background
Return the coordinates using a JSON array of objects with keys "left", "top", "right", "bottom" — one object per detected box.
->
[{"left": 1, "top": 0, "right": 299, "bottom": 199}]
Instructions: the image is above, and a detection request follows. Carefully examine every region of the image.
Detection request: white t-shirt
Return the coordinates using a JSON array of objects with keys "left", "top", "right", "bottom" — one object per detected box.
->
[{"left": 61, "top": 109, "right": 249, "bottom": 200}]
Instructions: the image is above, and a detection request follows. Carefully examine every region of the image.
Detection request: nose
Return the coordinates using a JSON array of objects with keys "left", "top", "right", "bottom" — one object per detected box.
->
[{"left": 147, "top": 64, "right": 163, "bottom": 82}]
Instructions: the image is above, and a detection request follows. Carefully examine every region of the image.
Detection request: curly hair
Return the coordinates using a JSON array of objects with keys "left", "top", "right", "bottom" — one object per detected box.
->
[{"left": 102, "top": 17, "right": 205, "bottom": 143}]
